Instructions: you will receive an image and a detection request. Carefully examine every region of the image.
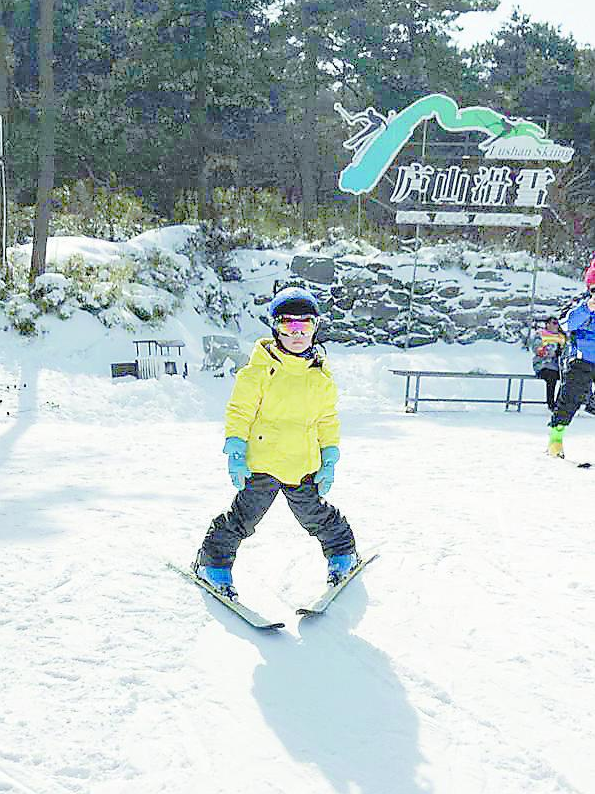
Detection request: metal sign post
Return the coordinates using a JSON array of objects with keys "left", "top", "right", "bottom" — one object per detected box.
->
[
  {"left": 528, "top": 115, "right": 551, "bottom": 325},
  {"left": 405, "top": 120, "right": 428, "bottom": 350}
]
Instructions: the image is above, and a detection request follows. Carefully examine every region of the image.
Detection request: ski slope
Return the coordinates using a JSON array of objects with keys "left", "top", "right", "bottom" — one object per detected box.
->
[{"left": 1, "top": 317, "right": 594, "bottom": 794}]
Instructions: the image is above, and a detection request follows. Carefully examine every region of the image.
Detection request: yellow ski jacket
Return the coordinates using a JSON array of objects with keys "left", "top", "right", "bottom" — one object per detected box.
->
[{"left": 224, "top": 338, "right": 340, "bottom": 485}]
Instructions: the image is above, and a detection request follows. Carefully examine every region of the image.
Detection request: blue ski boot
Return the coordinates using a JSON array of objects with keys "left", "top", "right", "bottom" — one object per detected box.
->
[
  {"left": 193, "top": 562, "right": 237, "bottom": 599},
  {"left": 327, "top": 552, "right": 360, "bottom": 585}
]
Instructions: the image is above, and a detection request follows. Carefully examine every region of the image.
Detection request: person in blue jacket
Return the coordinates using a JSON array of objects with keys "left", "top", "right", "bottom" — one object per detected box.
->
[{"left": 548, "top": 257, "right": 595, "bottom": 457}]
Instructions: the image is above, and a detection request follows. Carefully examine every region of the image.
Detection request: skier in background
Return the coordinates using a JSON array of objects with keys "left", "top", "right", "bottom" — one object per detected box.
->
[
  {"left": 548, "top": 256, "right": 595, "bottom": 457},
  {"left": 531, "top": 316, "right": 565, "bottom": 411},
  {"left": 192, "top": 286, "right": 359, "bottom": 598}
]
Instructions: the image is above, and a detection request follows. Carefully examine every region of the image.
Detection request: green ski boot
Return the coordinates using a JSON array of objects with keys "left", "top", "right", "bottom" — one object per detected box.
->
[{"left": 547, "top": 424, "right": 566, "bottom": 458}]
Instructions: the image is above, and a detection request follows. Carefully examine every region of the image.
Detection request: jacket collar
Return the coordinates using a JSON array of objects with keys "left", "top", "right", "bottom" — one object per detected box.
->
[{"left": 251, "top": 338, "right": 324, "bottom": 371}]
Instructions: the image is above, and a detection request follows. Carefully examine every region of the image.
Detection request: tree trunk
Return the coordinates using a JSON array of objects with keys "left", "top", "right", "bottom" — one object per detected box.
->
[
  {"left": 299, "top": 3, "right": 318, "bottom": 236},
  {"left": 189, "top": 0, "right": 216, "bottom": 220},
  {"left": 0, "top": 23, "right": 10, "bottom": 288},
  {"left": 30, "top": 0, "right": 55, "bottom": 288}
]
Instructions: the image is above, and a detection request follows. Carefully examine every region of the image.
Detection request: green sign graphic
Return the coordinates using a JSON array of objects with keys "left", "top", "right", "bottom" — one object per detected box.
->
[{"left": 335, "top": 94, "right": 573, "bottom": 196}]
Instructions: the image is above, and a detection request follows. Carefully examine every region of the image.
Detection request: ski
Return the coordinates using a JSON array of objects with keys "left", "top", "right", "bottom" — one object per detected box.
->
[
  {"left": 296, "top": 553, "right": 379, "bottom": 616},
  {"left": 167, "top": 562, "right": 285, "bottom": 630},
  {"left": 549, "top": 454, "right": 592, "bottom": 469}
]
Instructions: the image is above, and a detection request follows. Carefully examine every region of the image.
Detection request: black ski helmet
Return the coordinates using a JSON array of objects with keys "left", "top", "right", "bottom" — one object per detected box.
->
[{"left": 268, "top": 286, "right": 320, "bottom": 319}]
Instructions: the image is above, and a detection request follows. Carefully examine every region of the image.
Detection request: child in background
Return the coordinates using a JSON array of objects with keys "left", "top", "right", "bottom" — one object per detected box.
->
[
  {"left": 531, "top": 316, "right": 565, "bottom": 411},
  {"left": 192, "top": 286, "right": 359, "bottom": 598}
]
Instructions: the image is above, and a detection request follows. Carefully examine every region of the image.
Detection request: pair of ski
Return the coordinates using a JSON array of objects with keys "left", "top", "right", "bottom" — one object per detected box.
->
[{"left": 167, "top": 554, "right": 378, "bottom": 630}]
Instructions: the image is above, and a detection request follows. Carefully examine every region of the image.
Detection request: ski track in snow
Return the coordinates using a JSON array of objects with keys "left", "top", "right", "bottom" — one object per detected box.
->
[{"left": 1, "top": 344, "right": 595, "bottom": 794}]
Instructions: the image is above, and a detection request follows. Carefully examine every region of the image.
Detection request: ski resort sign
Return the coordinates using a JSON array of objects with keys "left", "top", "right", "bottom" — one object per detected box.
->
[{"left": 335, "top": 94, "right": 574, "bottom": 228}]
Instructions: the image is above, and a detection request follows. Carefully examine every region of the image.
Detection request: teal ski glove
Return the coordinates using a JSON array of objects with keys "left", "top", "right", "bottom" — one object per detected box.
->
[
  {"left": 223, "top": 437, "right": 252, "bottom": 490},
  {"left": 313, "top": 446, "right": 340, "bottom": 496}
]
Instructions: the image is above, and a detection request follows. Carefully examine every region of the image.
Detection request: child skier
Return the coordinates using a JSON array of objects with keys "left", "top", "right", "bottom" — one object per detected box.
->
[
  {"left": 192, "top": 286, "right": 359, "bottom": 597},
  {"left": 531, "top": 316, "right": 565, "bottom": 411},
  {"left": 548, "top": 256, "right": 595, "bottom": 457}
]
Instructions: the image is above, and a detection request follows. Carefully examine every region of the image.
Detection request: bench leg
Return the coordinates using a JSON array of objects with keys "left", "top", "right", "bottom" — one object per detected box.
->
[
  {"left": 517, "top": 379, "right": 524, "bottom": 412},
  {"left": 404, "top": 375, "right": 411, "bottom": 411},
  {"left": 414, "top": 376, "right": 421, "bottom": 413},
  {"left": 505, "top": 378, "right": 512, "bottom": 411}
]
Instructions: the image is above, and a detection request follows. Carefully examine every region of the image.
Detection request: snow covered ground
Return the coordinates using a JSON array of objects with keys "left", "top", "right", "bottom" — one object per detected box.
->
[{"left": 1, "top": 300, "right": 594, "bottom": 794}]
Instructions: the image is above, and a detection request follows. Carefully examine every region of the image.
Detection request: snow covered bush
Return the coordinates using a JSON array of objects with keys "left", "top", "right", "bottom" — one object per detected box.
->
[
  {"left": 25, "top": 248, "right": 187, "bottom": 327},
  {"left": 98, "top": 305, "right": 140, "bottom": 330},
  {"left": 5, "top": 295, "right": 41, "bottom": 335},
  {"left": 31, "top": 273, "right": 74, "bottom": 316},
  {"left": 58, "top": 254, "right": 136, "bottom": 289},
  {"left": 189, "top": 280, "right": 239, "bottom": 329},
  {"left": 200, "top": 221, "right": 245, "bottom": 281},
  {"left": 52, "top": 254, "right": 130, "bottom": 314},
  {"left": 77, "top": 281, "right": 120, "bottom": 311},
  {"left": 122, "top": 283, "right": 177, "bottom": 322},
  {"left": 135, "top": 248, "right": 192, "bottom": 296},
  {"left": 178, "top": 222, "right": 235, "bottom": 281},
  {"left": 56, "top": 254, "right": 159, "bottom": 317},
  {"left": 67, "top": 252, "right": 180, "bottom": 323},
  {"left": 57, "top": 254, "right": 99, "bottom": 286}
]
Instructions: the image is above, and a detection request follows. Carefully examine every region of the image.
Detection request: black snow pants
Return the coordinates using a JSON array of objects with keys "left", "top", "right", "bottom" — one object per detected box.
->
[
  {"left": 551, "top": 359, "right": 595, "bottom": 426},
  {"left": 198, "top": 473, "right": 356, "bottom": 568},
  {"left": 537, "top": 368, "right": 560, "bottom": 411}
]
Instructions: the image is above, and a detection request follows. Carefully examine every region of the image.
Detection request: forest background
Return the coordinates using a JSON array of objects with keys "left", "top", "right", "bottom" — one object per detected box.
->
[{"left": 0, "top": 0, "right": 593, "bottom": 290}]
